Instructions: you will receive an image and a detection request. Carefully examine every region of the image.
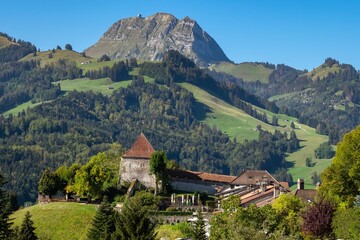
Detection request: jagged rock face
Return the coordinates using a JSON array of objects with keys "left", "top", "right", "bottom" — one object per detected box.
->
[{"left": 85, "top": 13, "right": 230, "bottom": 66}]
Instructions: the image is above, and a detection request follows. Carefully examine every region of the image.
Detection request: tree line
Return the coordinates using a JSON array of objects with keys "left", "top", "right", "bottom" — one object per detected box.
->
[{"left": 139, "top": 50, "right": 279, "bottom": 124}]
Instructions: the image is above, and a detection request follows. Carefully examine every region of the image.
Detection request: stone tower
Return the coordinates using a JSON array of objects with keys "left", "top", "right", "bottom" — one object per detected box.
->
[{"left": 120, "top": 133, "right": 156, "bottom": 188}]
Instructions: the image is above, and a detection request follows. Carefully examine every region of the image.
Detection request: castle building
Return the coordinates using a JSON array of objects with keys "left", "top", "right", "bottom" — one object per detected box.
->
[
  {"left": 120, "top": 133, "right": 156, "bottom": 188},
  {"left": 120, "top": 133, "right": 291, "bottom": 208}
]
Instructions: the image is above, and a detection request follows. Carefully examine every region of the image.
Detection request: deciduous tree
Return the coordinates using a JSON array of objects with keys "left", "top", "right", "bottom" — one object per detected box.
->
[
  {"left": 321, "top": 125, "right": 360, "bottom": 202},
  {"left": 70, "top": 152, "right": 114, "bottom": 200},
  {"left": 65, "top": 44, "right": 72, "bottom": 51},
  {"left": 332, "top": 207, "right": 360, "bottom": 239},
  {"left": 38, "top": 169, "right": 60, "bottom": 197},
  {"left": 301, "top": 198, "right": 334, "bottom": 239}
]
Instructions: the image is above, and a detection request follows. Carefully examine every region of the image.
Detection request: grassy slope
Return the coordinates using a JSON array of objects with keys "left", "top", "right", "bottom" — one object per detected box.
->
[
  {"left": 180, "top": 83, "right": 330, "bottom": 188},
  {"left": 302, "top": 63, "right": 341, "bottom": 81},
  {"left": 54, "top": 78, "right": 133, "bottom": 95},
  {"left": 10, "top": 202, "right": 97, "bottom": 240},
  {"left": 0, "top": 36, "right": 16, "bottom": 49},
  {"left": 3, "top": 100, "right": 53, "bottom": 117},
  {"left": 209, "top": 62, "right": 273, "bottom": 83},
  {"left": 5, "top": 67, "right": 153, "bottom": 115},
  {"left": 10, "top": 202, "right": 187, "bottom": 240},
  {"left": 21, "top": 50, "right": 91, "bottom": 67}
]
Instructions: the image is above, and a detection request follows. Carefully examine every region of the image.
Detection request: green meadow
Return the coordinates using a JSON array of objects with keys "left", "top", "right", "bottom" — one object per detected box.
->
[
  {"left": 180, "top": 83, "right": 331, "bottom": 187},
  {"left": 11, "top": 202, "right": 97, "bottom": 240},
  {"left": 209, "top": 62, "right": 273, "bottom": 83}
]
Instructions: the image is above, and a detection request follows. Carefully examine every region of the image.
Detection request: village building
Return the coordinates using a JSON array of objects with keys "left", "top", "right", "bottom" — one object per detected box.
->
[
  {"left": 293, "top": 178, "right": 317, "bottom": 203},
  {"left": 120, "top": 133, "right": 156, "bottom": 189},
  {"left": 216, "top": 170, "right": 290, "bottom": 207},
  {"left": 119, "top": 133, "right": 292, "bottom": 208},
  {"left": 119, "top": 133, "right": 236, "bottom": 194}
]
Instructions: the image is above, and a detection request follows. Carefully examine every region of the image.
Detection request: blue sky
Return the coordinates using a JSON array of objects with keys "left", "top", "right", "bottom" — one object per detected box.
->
[{"left": 1, "top": 0, "right": 359, "bottom": 70}]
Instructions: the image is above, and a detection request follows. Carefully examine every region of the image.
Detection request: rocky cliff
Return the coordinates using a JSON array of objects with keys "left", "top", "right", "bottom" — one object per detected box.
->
[{"left": 85, "top": 13, "right": 230, "bottom": 66}]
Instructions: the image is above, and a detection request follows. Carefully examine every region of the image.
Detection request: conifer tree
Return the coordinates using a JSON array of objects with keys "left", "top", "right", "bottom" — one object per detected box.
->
[
  {"left": 112, "top": 197, "right": 156, "bottom": 240},
  {"left": 0, "top": 173, "right": 12, "bottom": 239},
  {"left": 150, "top": 151, "right": 168, "bottom": 195},
  {"left": 19, "top": 211, "right": 37, "bottom": 240},
  {"left": 192, "top": 208, "right": 207, "bottom": 240},
  {"left": 87, "top": 197, "right": 115, "bottom": 240}
]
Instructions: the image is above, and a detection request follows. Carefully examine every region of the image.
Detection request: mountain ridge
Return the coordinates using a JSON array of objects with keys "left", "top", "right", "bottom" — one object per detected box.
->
[{"left": 85, "top": 13, "right": 230, "bottom": 66}]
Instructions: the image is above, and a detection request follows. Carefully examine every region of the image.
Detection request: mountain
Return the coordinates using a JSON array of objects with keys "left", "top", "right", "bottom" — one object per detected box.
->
[{"left": 85, "top": 13, "right": 230, "bottom": 66}]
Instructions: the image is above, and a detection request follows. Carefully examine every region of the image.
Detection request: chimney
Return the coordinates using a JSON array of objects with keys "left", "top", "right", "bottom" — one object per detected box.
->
[
  {"left": 273, "top": 184, "right": 280, "bottom": 198},
  {"left": 260, "top": 181, "right": 267, "bottom": 192},
  {"left": 297, "top": 178, "right": 304, "bottom": 190}
]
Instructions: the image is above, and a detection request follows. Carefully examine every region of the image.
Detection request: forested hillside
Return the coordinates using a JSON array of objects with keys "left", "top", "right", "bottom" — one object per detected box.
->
[
  {"left": 210, "top": 58, "right": 360, "bottom": 143},
  {"left": 0, "top": 33, "right": 36, "bottom": 63},
  {"left": 0, "top": 77, "right": 300, "bottom": 204},
  {"left": 0, "top": 34, "right": 318, "bottom": 205}
]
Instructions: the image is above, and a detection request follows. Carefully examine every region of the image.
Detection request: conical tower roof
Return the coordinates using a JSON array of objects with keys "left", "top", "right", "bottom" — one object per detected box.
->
[{"left": 122, "top": 133, "right": 155, "bottom": 159}]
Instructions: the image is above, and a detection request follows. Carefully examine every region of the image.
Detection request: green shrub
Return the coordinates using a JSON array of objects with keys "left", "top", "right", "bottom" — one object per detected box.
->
[{"left": 166, "top": 207, "right": 179, "bottom": 212}]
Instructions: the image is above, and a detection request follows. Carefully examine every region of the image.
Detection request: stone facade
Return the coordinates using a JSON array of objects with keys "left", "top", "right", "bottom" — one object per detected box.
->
[
  {"left": 120, "top": 156, "right": 156, "bottom": 188},
  {"left": 119, "top": 133, "right": 156, "bottom": 188}
]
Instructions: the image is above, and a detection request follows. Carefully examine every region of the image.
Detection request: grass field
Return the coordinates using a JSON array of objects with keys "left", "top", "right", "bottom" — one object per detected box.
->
[
  {"left": 268, "top": 88, "right": 312, "bottom": 102},
  {"left": 21, "top": 50, "right": 91, "bottom": 67},
  {"left": 54, "top": 78, "right": 133, "bottom": 95},
  {"left": 156, "top": 223, "right": 190, "bottom": 239},
  {"left": 302, "top": 63, "right": 341, "bottom": 81},
  {"left": 209, "top": 62, "right": 273, "bottom": 83},
  {"left": 3, "top": 100, "right": 43, "bottom": 116},
  {"left": 55, "top": 75, "right": 153, "bottom": 95},
  {"left": 11, "top": 202, "right": 97, "bottom": 240},
  {"left": 10, "top": 202, "right": 190, "bottom": 240},
  {"left": 0, "top": 36, "right": 16, "bottom": 49},
  {"left": 180, "top": 83, "right": 331, "bottom": 188}
]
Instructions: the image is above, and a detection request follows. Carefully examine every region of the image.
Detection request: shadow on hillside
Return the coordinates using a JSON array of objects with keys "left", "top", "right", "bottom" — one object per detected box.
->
[
  {"left": 284, "top": 159, "right": 295, "bottom": 169},
  {"left": 193, "top": 100, "right": 212, "bottom": 121}
]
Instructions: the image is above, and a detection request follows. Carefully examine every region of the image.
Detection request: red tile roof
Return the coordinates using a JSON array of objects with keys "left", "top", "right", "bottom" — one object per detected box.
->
[
  {"left": 240, "top": 186, "right": 274, "bottom": 207},
  {"left": 231, "top": 170, "right": 278, "bottom": 185},
  {"left": 294, "top": 189, "right": 317, "bottom": 203},
  {"left": 279, "top": 181, "right": 290, "bottom": 189},
  {"left": 167, "top": 169, "right": 236, "bottom": 184},
  {"left": 123, "top": 133, "right": 155, "bottom": 159},
  {"left": 197, "top": 171, "right": 236, "bottom": 183}
]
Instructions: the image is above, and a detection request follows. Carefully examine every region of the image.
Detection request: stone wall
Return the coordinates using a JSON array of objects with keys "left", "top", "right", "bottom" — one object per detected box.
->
[{"left": 120, "top": 157, "right": 156, "bottom": 188}]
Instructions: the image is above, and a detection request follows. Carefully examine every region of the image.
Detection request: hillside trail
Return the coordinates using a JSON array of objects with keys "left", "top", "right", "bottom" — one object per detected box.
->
[{"left": 294, "top": 122, "right": 310, "bottom": 133}]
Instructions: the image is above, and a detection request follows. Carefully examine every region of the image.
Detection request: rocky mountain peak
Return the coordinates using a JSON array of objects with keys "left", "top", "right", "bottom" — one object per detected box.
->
[{"left": 85, "top": 13, "right": 230, "bottom": 66}]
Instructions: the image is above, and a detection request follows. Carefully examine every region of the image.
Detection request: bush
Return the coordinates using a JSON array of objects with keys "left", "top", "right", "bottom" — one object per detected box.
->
[
  {"left": 206, "top": 200, "right": 216, "bottom": 210},
  {"left": 132, "top": 190, "right": 160, "bottom": 210},
  {"left": 166, "top": 207, "right": 179, "bottom": 212}
]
